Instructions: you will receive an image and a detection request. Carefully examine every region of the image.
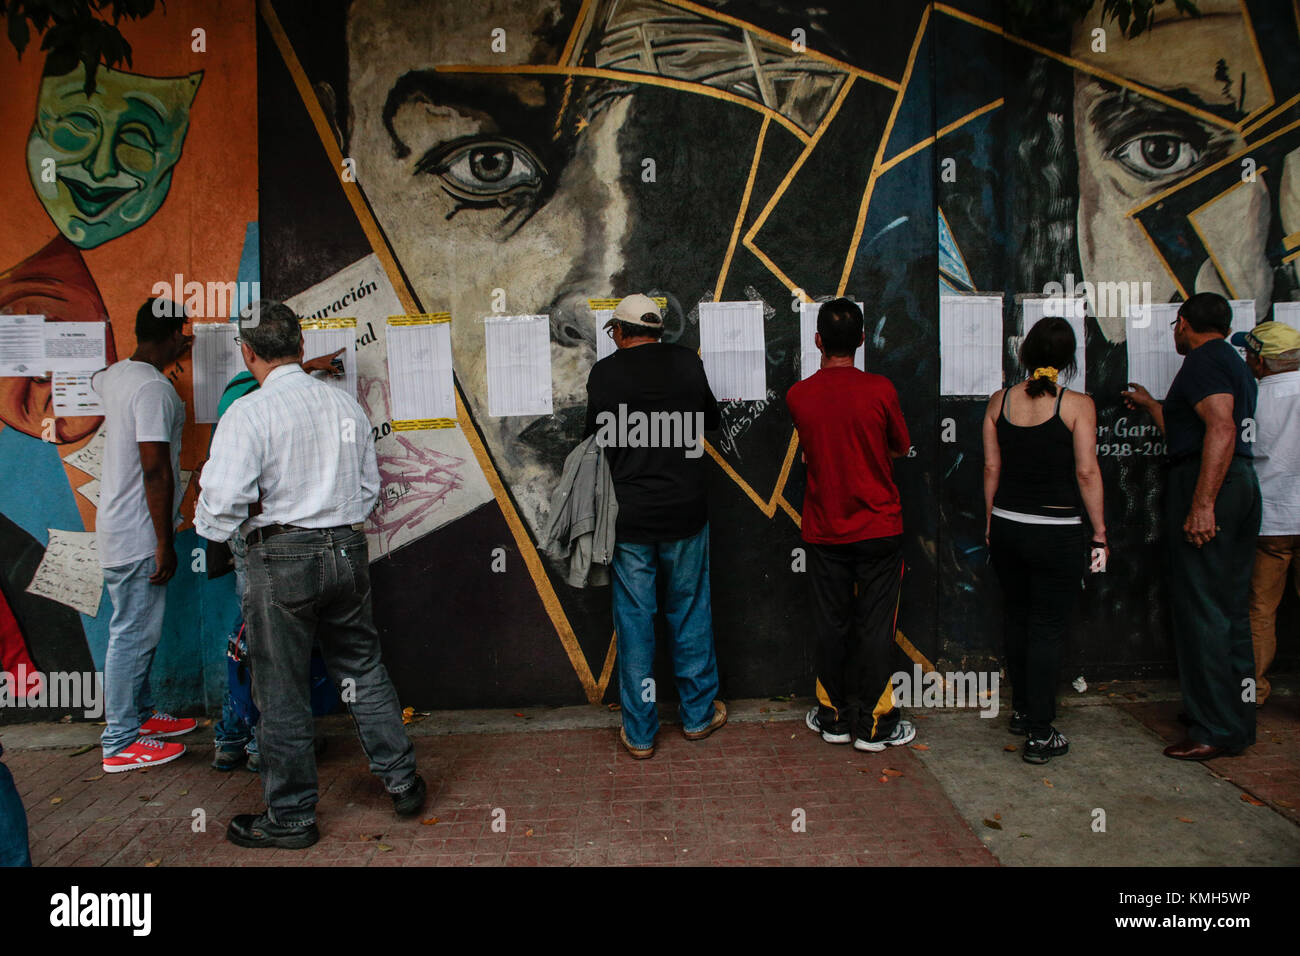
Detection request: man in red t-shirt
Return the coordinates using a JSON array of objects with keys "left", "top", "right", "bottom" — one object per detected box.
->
[{"left": 786, "top": 298, "right": 914, "bottom": 752}]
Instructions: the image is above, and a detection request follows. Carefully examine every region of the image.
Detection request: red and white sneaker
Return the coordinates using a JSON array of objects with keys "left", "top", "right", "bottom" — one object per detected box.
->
[
  {"left": 102, "top": 737, "right": 186, "bottom": 773},
  {"left": 139, "top": 712, "right": 198, "bottom": 738}
]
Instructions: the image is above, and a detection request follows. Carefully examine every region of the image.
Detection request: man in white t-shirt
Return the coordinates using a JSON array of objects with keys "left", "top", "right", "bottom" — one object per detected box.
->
[
  {"left": 91, "top": 298, "right": 196, "bottom": 773},
  {"left": 1232, "top": 321, "right": 1300, "bottom": 707}
]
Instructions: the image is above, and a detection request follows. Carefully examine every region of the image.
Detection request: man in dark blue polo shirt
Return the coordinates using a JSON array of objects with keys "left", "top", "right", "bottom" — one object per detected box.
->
[{"left": 1123, "top": 292, "right": 1260, "bottom": 760}]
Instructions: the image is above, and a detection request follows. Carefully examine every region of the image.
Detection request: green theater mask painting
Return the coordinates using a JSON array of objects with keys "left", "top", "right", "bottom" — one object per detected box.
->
[{"left": 26, "top": 63, "right": 202, "bottom": 249}]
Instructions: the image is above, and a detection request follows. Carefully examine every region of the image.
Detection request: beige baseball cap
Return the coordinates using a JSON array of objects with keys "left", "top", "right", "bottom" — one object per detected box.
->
[{"left": 610, "top": 293, "right": 664, "bottom": 329}]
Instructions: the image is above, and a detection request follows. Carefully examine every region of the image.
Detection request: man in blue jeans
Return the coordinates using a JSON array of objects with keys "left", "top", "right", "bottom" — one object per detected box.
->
[
  {"left": 584, "top": 293, "right": 725, "bottom": 758},
  {"left": 93, "top": 299, "right": 199, "bottom": 774},
  {"left": 0, "top": 743, "right": 31, "bottom": 866},
  {"left": 196, "top": 302, "right": 421, "bottom": 849}
]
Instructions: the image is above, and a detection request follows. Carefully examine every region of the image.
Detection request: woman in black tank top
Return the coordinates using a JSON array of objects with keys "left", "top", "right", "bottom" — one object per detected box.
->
[{"left": 981, "top": 317, "right": 1108, "bottom": 765}]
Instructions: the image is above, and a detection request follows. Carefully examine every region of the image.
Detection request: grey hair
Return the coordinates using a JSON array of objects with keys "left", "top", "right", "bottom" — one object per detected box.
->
[
  {"left": 239, "top": 299, "right": 302, "bottom": 361},
  {"left": 1263, "top": 352, "right": 1300, "bottom": 374}
]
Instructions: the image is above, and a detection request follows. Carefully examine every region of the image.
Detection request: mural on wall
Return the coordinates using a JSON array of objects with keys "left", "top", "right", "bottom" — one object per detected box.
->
[
  {"left": 261, "top": 0, "right": 1298, "bottom": 709},
  {"left": 3, "top": 0, "right": 1295, "bottom": 716},
  {"left": 0, "top": 4, "right": 258, "bottom": 715},
  {"left": 937, "top": 0, "right": 1300, "bottom": 665}
]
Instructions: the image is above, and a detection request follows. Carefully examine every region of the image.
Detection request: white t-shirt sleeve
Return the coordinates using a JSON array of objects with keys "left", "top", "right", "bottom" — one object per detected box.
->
[{"left": 132, "top": 379, "right": 181, "bottom": 444}]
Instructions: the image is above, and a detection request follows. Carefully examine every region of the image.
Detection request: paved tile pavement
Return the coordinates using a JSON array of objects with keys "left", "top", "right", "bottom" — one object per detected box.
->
[
  {"left": 1120, "top": 696, "right": 1300, "bottom": 828},
  {"left": 5, "top": 720, "right": 995, "bottom": 867}
]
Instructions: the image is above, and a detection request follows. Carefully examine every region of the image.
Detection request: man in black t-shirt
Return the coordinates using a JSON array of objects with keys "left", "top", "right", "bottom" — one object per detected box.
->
[
  {"left": 584, "top": 294, "right": 724, "bottom": 759},
  {"left": 1124, "top": 293, "right": 1260, "bottom": 760}
]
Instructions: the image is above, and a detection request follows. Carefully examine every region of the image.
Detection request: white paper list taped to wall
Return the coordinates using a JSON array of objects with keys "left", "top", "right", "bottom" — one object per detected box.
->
[
  {"left": 799, "top": 300, "right": 864, "bottom": 379},
  {"left": 485, "top": 314, "right": 553, "bottom": 417},
  {"left": 44, "top": 321, "right": 107, "bottom": 372},
  {"left": 386, "top": 314, "right": 456, "bottom": 425},
  {"left": 192, "top": 322, "right": 243, "bottom": 424},
  {"left": 52, "top": 371, "right": 104, "bottom": 416},
  {"left": 1229, "top": 299, "right": 1256, "bottom": 359},
  {"left": 301, "top": 317, "right": 358, "bottom": 398},
  {"left": 26, "top": 528, "right": 103, "bottom": 617},
  {"left": 1022, "top": 298, "right": 1086, "bottom": 388},
  {"left": 0, "top": 314, "right": 46, "bottom": 377},
  {"left": 1274, "top": 302, "right": 1300, "bottom": 332},
  {"left": 939, "top": 295, "right": 1003, "bottom": 396},
  {"left": 1126, "top": 302, "right": 1183, "bottom": 400},
  {"left": 594, "top": 309, "right": 616, "bottom": 361},
  {"left": 699, "top": 301, "right": 766, "bottom": 401}
]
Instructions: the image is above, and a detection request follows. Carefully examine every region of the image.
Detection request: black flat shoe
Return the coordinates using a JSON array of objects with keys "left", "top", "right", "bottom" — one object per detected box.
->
[
  {"left": 392, "top": 775, "right": 427, "bottom": 817},
  {"left": 1009, "top": 711, "right": 1029, "bottom": 735},
  {"left": 226, "top": 813, "right": 319, "bottom": 849}
]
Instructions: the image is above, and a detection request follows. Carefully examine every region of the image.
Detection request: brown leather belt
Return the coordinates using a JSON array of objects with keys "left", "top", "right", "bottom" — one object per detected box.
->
[{"left": 246, "top": 523, "right": 364, "bottom": 547}]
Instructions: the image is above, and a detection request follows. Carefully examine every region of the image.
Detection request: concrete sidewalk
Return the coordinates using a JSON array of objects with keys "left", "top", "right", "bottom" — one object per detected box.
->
[{"left": 2, "top": 684, "right": 1297, "bottom": 866}]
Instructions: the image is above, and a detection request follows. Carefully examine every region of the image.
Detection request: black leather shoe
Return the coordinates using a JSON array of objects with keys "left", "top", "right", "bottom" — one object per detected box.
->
[
  {"left": 1163, "top": 738, "right": 1226, "bottom": 761},
  {"left": 226, "top": 813, "right": 319, "bottom": 849},
  {"left": 392, "top": 775, "right": 427, "bottom": 817}
]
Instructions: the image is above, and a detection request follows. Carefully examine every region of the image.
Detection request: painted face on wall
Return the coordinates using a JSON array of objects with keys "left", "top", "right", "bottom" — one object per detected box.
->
[
  {"left": 27, "top": 63, "right": 202, "bottom": 249},
  {"left": 347, "top": 0, "right": 634, "bottom": 534},
  {"left": 1070, "top": 2, "right": 1289, "bottom": 340}
]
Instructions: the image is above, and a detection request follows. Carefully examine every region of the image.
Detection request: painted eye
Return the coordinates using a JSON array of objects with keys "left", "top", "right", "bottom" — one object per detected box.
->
[
  {"left": 1113, "top": 134, "right": 1200, "bottom": 178},
  {"left": 47, "top": 110, "right": 99, "bottom": 152},
  {"left": 434, "top": 138, "right": 545, "bottom": 200}
]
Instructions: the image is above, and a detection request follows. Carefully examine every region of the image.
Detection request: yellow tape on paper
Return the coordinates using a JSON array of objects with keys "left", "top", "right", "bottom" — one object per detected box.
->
[
  {"left": 300, "top": 316, "right": 357, "bottom": 330},
  {"left": 388, "top": 313, "right": 451, "bottom": 326},
  {"left": 391, "top": 418, "right": 457, "bottom": 431},
  {"left": 587, "top": 297, "right": 667, "bottom": 311}
]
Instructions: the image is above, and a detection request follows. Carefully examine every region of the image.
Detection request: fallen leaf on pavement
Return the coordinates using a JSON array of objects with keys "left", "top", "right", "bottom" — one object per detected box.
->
[
  {"left": 1004, "top": 744, "right": 1017, "bottom": 752},
  {"left": 982, "top": 818, "right": 1002, "bottom": 830},
  {"left": 525, "top": 829, "right": 534, "bottom": 837},
  {"left": 1042, "top": 779, "right": 1054, "bottom": 788},
  {"left": 994, "top": 813, "right": 1002, "bottom": 820},
  {"left": 50, "top": 797, "right": 62, "bottom": 805},
  {"left": 82, "top": 775, "right": 104, "bottom": 782},
  {"left": 377, "top": 843, "right": 393, "bottom": 852},
  {"left": 882, "top": 767, "right": 902, "bottom": 777},
  {"left": 911, "top": 743, "right": 930, "bottom": 751},
  {"left": 879, "top": 775, "right": 889, "bottom": 783},
  {"left": 421, "top": 817, "right": 439, "bottom": 826},
  {"left": 68, "top": 744, "right": 95, "bottom": 757},
  {"left": 1240, "top": 793, "right": 1266, "bottom": 806},
  {"left": 1177, "top": 817, "right": 1194, "bottom": 823},
  {"left": 1275, "top": 799, "right": 1294, "bottom": 809},
  {"left": 144, "top": 859, "right": 161, "bottom": 868}
]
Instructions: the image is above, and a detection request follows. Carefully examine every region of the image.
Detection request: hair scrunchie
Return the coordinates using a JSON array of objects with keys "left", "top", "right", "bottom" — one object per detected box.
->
[{"left": 1031, "top": 367, "right": 1059, "bottom": 383}]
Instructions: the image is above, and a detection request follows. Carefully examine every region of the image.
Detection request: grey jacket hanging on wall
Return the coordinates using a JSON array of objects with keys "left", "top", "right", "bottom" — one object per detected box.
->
[{"left": 542, "top": 435, "right": 618, "bottom": 588}]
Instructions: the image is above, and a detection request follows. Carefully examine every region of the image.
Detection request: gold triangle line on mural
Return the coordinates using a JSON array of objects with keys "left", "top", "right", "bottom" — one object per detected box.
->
[
  {"left": 660, "top": 0, "right": 903, "bottom": 92},
  {"left": 259, "top": 0, "right": 612, "bottom": 704},
  {"left": 430, "top": 63, "right": 812, "bottom": 145},
  {"left": 933, "top": 3, "right": 1242, "bottom": 133},
  {"left": 838, "top": 5, "right": 931, "bottom": 298}
]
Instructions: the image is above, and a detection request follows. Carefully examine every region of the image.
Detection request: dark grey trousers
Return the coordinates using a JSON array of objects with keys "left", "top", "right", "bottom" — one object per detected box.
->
[{"left": 243, "top": 527, "right": 417, "bottom": 826}]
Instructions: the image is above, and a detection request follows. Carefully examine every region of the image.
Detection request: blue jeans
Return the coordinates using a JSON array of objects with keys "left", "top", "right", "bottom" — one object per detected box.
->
[
  {"left": 611, "top": 523, "right": 719, "bottom": 749},
  {"left": 101, "top": 556, "right": 167, "bottom": 758},
  {"left": 215, "top": 536, "right": 257, "bottom": 755},
  {"left": 0, "top": 751, "right": 31, "bottom": 867},
  {"left": 244, "top": 527, "right": 416, "bottom": 827}
]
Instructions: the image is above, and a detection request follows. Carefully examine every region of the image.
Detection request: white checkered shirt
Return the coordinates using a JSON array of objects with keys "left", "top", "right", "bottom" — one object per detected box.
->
[{"left": 195, "top": 364, "right": 379, "bottom": 542}]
